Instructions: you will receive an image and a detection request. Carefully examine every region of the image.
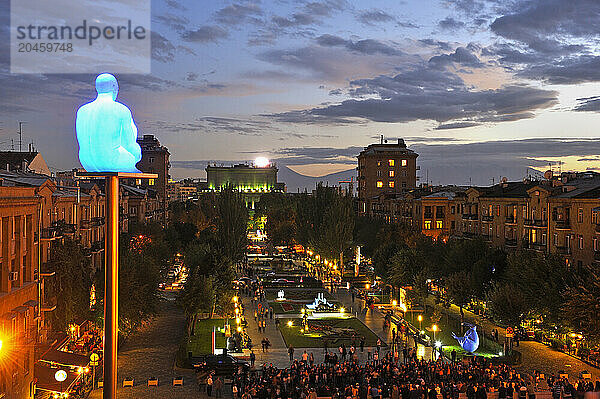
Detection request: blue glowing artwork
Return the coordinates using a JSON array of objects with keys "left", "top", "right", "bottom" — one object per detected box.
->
[
  {"left": 76, "top": 73, "right": 142, "bottom": 173},
  {"left": 452, "top": 324, "right": 479, "bottom": 353}
]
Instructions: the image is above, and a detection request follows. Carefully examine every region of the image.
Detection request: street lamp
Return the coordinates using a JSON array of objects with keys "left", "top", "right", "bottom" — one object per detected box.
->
[
  {"left": 418, "top": 315, "right": 422, "bottom": 331},
  {"left": 392, "top": 300, "right": 397, "bottom": 307},
  {"left": 55, "top": 369, "right": 67, "bottom": 397},
  {"left": 432, "top": 324, "right": 438, "bottom": 341}
]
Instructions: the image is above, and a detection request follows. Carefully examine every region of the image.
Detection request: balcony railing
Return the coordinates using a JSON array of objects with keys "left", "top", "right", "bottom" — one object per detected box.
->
[
  {"left": 40, "top": 227, "right": 62, "bottom": 240},
  {"left": 91, "top": 216, "right": 105, "bottom": 227},
  {"left": 556, "top": 245, "right": 571, "bottom": 255},
  {"left": 505, "top": 216, "right": 516, "bottom": 224},
  {"left": 481, "top": 215, "right": 493, "bottom": 222},
  {"left": 505, "top": 238, "right": 518, "bottom": 247},
  {"left": 80, "top": 219, "right": 91, "bottom": 229},
  {"left": 462, "top": 214, "right": 478, "bottom": 220},
  {"left": 424, "top": 213, "right": 433, "bottom": 219},
  {"left": 532, "top": 242, "right": 546, "bottom": 252},
  {"left": 555, "top": 220, "right": 571, "bottom": 230}
]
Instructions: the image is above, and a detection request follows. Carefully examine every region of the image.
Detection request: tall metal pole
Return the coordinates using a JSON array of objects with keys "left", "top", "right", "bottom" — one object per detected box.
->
[{"left": 104, "top": 176, "right": 119, "bottom": 399}]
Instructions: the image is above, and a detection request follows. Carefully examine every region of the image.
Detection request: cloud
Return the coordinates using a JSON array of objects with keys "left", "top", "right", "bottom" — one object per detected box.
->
[
  {"left": 519, "top": 56, "right": 600, "bottom": 85},
  {"left": 434, "top": 121, "right": 481, "bottom": 130},
  {"left": 151, "top": 32, "right": 176, "bottom": 62},
  {"left": 154, "top": 13, "right": 188, "bottom": 32},
  {"left": 144, "top": 117, "right": 275, "bottom": 136},
  {"left": 315, "top": 34, "right": 404, "bottom": 56},
  {"left": 356, "top": 9, "right": 395, "bottom": 25},
  {"left": 269, "top": 63, "right": 558, "bottom": 124},
  {"left": 418, "top": 39, "right": 453, "bottom": 52},
  {"left": 438, "top": 17, "right": 465, "bottom": 31},
  {"left": 181, "top": 25, "right": 229, "bottom": 43},
  {"left": 257, "top": 44, "right": 408, "bottom": 82},
  {"left": 428, "top": 47, "right": 484, "bottom": 69},
  {"left": 215, "top": 3, "right": 263, "bottom": 25},
  {"left": 573, "top": 96, "right": 600, "bottom": 112},
  {"left": 490, "top": 0, "right": 599, "bottom": 54},
  {"left": 186, "top": 72, "right": 198, "bottom": 82}
]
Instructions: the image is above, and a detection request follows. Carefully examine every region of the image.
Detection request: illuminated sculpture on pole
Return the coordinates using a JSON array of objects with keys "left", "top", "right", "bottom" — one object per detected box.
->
[
  {"left": 75, "top": 74, "right": 156, "bottom": 399},
  {"left": 76, "top": 73, "right": 141, "bottom": 172},
  {"left": 452, "top": 324, "right": 479, "bottom": 353}
]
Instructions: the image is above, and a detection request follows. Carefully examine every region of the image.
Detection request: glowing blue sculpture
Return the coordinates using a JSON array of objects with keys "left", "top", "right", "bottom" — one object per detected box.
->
[
  {"left": 452, "top": 324, "right": 479, "bottom": 353},
  {"left": 76, "top": 73, "right": 142, "bottom": 173}
]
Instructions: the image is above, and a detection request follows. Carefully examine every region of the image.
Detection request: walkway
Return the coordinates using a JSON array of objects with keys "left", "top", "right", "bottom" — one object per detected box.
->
[
  {"left": 90, "top": 293, "right": 200, "bottom": 398},
  {"left": 242, "top": 285, "right": 433, "bottom": 369},
  {"left": 432, "top": 297, "right": 600, "bottom": 380}
]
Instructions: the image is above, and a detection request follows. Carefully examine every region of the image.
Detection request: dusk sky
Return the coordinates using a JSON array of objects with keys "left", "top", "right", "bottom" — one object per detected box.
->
[{"left": 2, "top": 0, "right": 600, "bottom": 188}]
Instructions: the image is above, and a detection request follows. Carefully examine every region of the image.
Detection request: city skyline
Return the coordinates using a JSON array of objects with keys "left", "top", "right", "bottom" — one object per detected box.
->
[{"left": 1, "top": 0, "right": 600, "bottom": 189}]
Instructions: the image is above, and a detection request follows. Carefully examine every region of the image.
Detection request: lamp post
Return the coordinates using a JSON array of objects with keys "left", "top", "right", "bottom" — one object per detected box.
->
[
  {"left": 418, "top": 315, "right": 422, "bottom": 331},
  {"left": 432, "top": 324, "right": 438, "bottom": 341},
  {"left": 55, "top": 369, "right": 67, "bottom": 397}
]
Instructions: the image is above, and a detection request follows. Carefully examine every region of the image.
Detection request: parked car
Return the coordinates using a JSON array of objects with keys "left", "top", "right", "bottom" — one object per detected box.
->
[{"left": 193, "top": 354, "right": 249, "bottom": 376}]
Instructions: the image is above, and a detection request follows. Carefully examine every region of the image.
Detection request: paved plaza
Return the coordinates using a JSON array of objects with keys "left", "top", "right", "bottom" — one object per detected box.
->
[{"left": 89, "top": 272, "right": 599, "bottom": 399}]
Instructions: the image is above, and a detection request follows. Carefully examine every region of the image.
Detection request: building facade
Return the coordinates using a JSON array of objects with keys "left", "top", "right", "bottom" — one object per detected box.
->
[
  {"left": 357, "top": 139, "right": 418, "bottom": 216},
  {"left": 135, "top": 135, "right": 170, "bottom": 223},
  {"left": 205, "top": 163, "right": 285, "bottom": 209},
  {"left": 0, "top": 184, "right": 40, "bottom": 399},
  {"left": 368, "top": 171, "right": 600, "bottom": 269}
]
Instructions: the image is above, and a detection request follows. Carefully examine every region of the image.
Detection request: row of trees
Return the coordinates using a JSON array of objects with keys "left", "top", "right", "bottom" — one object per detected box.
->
[
  {"left": 174, "top": 188, "right": 248, "bottom": 335},
  {"left": 368, "top": 222, "right": 600, "bottom": 343},
  {"left": 47, "top": 220, "right": 171, "bottom": 337},
  {"left": 256, "top": 184, "right": 355, "bottom": 266}
]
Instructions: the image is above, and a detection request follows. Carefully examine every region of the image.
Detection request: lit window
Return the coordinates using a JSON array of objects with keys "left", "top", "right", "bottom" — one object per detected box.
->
[
  {"left": 579, "top": 235, "right": 584, "bottom": 249},
  {"left": 388, "top": 159, "right": 395, "bottom": 167},
  {"left": 424, "top": 220, "right": 432, "bottom": 230},
  {"left": 401, "top": 159, "right": 407, "bottom": 167},
  {"left": 388, "top": 181, "right": 394, "bottom": 188},
  {"left": 436, "top": 220, "right": 443, "bottom": 229},
  {"left": 149, "top": 179, "right": 155, "bottom": 186},
  {"left": 376, "top": 181, "right": 383, "bottom": 188},
  {"left": 377, "top": 160, "right": 382, "bottom": 167},
  {"left": 389, "top": 170, "right": 395, "bottom": 177}
]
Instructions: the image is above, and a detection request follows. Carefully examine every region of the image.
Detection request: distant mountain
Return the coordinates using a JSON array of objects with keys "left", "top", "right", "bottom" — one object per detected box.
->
[{"left": 277, "top": 165, "right": 356, "bottom": 193}]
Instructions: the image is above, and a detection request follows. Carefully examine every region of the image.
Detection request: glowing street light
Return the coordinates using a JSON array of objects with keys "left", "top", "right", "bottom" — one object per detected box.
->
[
  {"left": 339, "top": 307, "right": 345, "bottom": 314},
  {"left": 392, "top": 300, "right": 397, "bottom": 307},
  {"left": 432, "top": 324, "right": 438, "bottom": 341},
  {"left": 287, "top": 320, "right": 293, "bottom": 327},
  {"left": 232, "top": 296, "right": 238, "bottom": 303},
  {"left": 418, "top": 315, "right": 422, "bottom": 331},
  {"left": 236, "top": 317, "right": 241, "bottom": 325},
  {"left": 237, "top": 326, "right": 242, "bottom": 332}
]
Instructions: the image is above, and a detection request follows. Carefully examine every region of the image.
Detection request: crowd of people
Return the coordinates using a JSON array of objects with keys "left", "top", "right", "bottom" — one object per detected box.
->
[{"left": 231, "top": 353, "right": 600, "bottom": 399}]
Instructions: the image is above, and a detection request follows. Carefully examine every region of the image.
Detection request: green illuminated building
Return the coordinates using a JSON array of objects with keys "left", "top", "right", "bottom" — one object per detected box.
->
[{"left": 205, "top": 163, "right": 285, "bottom": 209}]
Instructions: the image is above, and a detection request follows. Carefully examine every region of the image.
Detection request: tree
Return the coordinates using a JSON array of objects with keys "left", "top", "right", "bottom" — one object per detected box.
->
[
  {"left": 445, "top": 270, "right": 473, "bottom": 331},
  {"left": 372, "top": 242, "right": 404, "bottom": 280},
  {"left": 487, "top": 283, "right": 530, "bottom": 326},
  {"left": 215, "top": 187, "right": 248, "bottom": 264},
  {"left": 504, "top": 251, "right": 574, "bottom": 324},
  {"left": 47, "top": 239, "right": 93, "bottom": 331},
  {"left": 561, "top": 265, "right": 600, "bottom": 344}
]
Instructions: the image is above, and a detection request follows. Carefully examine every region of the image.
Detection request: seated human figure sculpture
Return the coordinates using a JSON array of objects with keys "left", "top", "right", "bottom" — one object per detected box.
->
[{"left": 76, "top": 73, "right": 142, "bottom": 173}]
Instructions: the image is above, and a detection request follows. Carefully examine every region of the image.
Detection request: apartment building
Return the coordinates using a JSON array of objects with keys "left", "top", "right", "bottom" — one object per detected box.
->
[
  {"left": 368, "top": 171, "right": 600, "bottom": 269},
  {"left": 357, "top": 139, "right": 418, "bottom": 216},
  {"left": 0, "top": 184, "right": 40, "bottom": 399}
]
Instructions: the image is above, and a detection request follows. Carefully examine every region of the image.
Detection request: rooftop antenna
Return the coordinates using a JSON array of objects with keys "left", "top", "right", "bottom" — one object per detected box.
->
[
  {"left": 10, "top": 138, "right": 14, "bottom": 151},
  {"left": 18, "top": 121, "right": 25, "bottom": 152}
]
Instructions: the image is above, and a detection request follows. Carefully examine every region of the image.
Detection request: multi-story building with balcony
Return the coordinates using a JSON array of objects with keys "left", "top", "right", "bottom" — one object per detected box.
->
[
  {"left": 365, "top": 169, "right": 600, "bottom": 269},
  {"left": 357, "top": 139, "right": 418, "bottom": 216}
]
